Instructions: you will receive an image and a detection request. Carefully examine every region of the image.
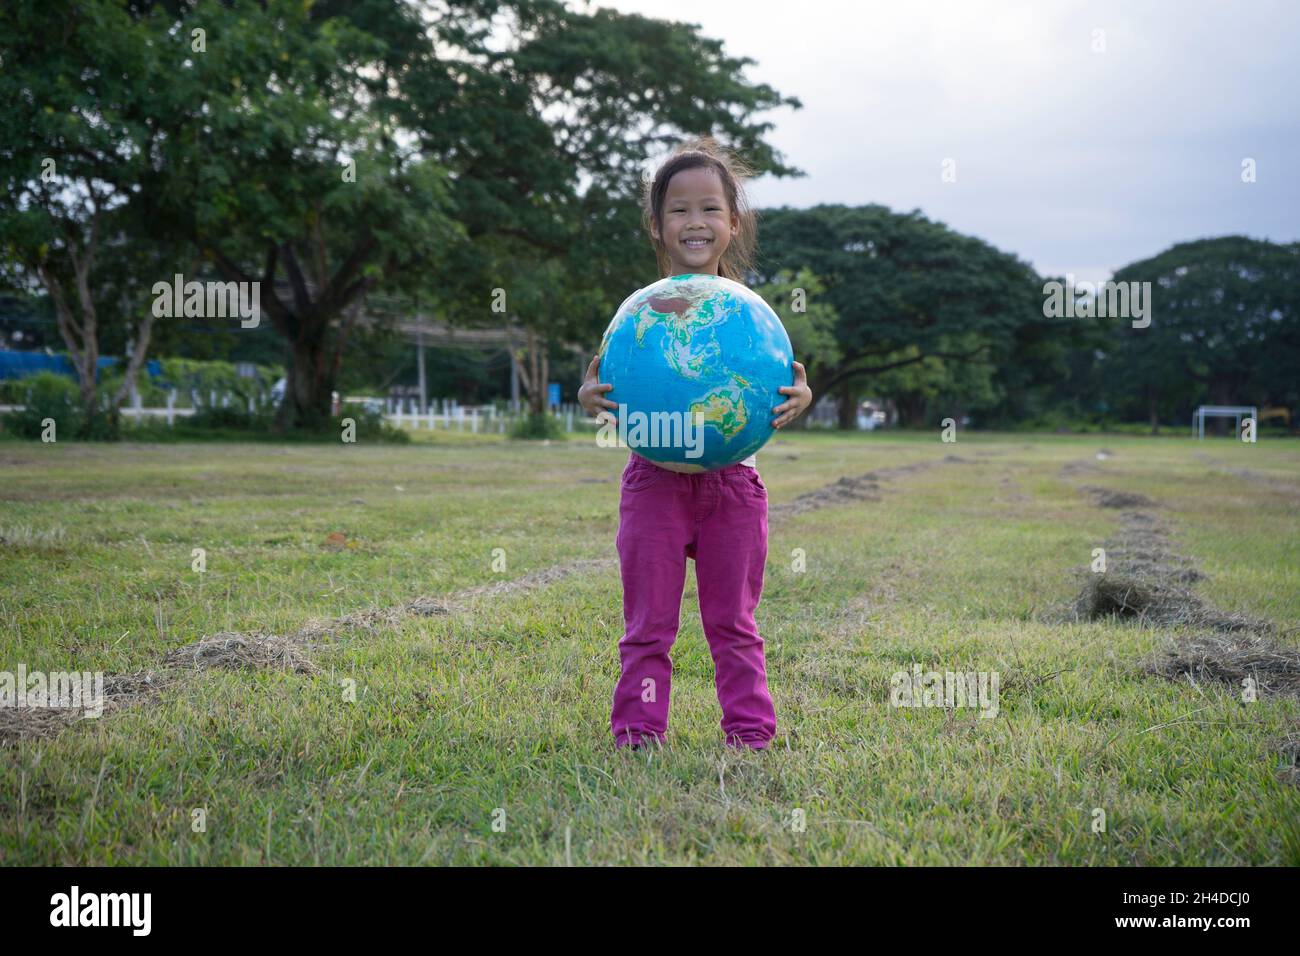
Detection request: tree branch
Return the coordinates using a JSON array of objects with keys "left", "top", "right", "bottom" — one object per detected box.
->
[
  {"left": 281, "top": 242, "right": 312, "bottom": 315},
  {"left": 817, "top": 345, "right": 990, "bottom": 394}
]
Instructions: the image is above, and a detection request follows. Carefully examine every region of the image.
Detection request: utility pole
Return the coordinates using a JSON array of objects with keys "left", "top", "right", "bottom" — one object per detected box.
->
[
  {"left": 509, "top": 323, "right": 521, "bottom": 409},
  {"left": 417, "top": 320, "right": 427, "bottom": 414}
]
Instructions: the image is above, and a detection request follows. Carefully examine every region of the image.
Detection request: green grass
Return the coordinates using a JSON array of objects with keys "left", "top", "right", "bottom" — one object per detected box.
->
[{"left": 1, "top": 431, "right": 1298, "bottom": 864}]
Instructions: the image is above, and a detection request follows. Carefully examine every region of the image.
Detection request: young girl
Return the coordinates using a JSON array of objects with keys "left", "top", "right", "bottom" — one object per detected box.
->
[{"left": 578, "top": 137, "right": 813, "bottom": 751}]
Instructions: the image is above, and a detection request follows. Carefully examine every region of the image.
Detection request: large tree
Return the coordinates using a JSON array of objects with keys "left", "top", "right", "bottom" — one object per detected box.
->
[
  {"left": 750, "top": 266, "right": 839, "bottom": 425},
  {"left": 0, "top": 0, "right": 193, "bottom": 427},
  {"left": 148, "top": 0, "right": 801, "bottom": 426},
  {"left": 756, "top": 204, "right": 1047, "bottom": 428},
  {"left": 1105, "top": 236, "right": 1300, "bottom": 433}
]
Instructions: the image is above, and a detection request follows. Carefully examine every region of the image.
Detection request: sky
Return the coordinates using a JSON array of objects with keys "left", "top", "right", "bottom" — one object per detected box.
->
[{"left": 590, "top": 0, "right": 1300, "bottom": 285}]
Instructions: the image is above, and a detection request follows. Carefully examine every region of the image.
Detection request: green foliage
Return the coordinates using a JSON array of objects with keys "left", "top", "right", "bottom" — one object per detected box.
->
[
  {"left": 118, "top": 405, "right": 410, "bottom": 444},
  {"left": 752, "top": 267, "right": 841, "bottom": 377},
  {"left": 80, "top": 408, "right": 123, "bottom": 442},
  {"left": 342, "top": 407, "right": 411, "bottom": 445},
  {"left": 509, "top": 411, "right": 565, "bottom": 441},
  {"left": 752, "top": 212, "right": 1300, "bottom": 431},
  {"left": 756, "top": 204, "right": 1049, "bottom": 421},
  {"left": 0, "top": 0, "right": 801, "bottom": 429},
  {"left": 160, "top": 358, "right": 280, "bottom": 406},
  {"left": 871, "top": 335, "right": 1000, "bottom": 427},
  {"left": 1003, "top": 236, "right": 1300, "bottom": 432},
  {"left": 0, "top": 371, "right": 120, "bottom": 440},
  {"left": 186, "top": 404, "right": 263, "bottom": 431},
  {"left": 1104, "top": 236, "right": 1300, "bottom": 417},
  {"left": 1, "top": 372, "right": 81, "bottom": 439},
  {"left": 94, "top": 356, "right": 281, "bottom": 411},
  {"left": 0, "top": 0, "right": 199, "bottom": 418}
]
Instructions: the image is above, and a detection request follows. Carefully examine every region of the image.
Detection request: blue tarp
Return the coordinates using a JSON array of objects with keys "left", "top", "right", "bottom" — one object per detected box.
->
[{"left": 0, "top": 350, "right": 163, "bottom": 383}]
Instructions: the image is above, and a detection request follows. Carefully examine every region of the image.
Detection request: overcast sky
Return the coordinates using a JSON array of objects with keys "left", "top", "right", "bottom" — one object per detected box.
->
[{"left": 593, "top": 0, "right": 1300, "bottom": 284}]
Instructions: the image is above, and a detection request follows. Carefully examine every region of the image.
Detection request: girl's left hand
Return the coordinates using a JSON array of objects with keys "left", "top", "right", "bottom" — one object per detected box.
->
[{"left": 772, "top": 361, "right": 812, "bottom": 429}]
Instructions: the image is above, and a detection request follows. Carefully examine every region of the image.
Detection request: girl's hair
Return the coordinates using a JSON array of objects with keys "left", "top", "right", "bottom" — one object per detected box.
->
[{"left": 642, "top": 136, "right": 758, "bottom": 283}]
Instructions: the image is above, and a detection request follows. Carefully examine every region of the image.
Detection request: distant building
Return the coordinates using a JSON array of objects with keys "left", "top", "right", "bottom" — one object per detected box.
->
[{"left": 806, "top": 395, "right": 891, "bottom": 429}]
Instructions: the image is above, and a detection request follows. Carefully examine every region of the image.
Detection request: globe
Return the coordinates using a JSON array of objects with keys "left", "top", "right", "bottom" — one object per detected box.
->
[{"left": 597, "top": 273, "right": 794, "bottom": 472}]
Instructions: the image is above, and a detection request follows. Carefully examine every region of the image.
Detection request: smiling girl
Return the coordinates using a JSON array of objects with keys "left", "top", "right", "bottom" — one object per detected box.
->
[{"left": 579, "top": 137, "right": 813, "bottom": 751}]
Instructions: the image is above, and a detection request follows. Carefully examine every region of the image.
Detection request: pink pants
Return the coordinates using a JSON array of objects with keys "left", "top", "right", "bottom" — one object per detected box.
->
[{"left": 610, "top": 452, "right": 777, "bottom": 750}]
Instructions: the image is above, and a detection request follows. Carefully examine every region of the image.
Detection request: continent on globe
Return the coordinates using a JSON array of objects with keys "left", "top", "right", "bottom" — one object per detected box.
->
[
  {"left": 633, "top": 279, "right": 734, "bottom": 380},
  {"left": 689, "top": 376, "right": 749, "bottom": 440}
]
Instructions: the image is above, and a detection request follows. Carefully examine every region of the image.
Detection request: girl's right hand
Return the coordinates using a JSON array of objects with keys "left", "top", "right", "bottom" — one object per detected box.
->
[{"left": 578, "top": 353, "right": 618, "bottom": 423}]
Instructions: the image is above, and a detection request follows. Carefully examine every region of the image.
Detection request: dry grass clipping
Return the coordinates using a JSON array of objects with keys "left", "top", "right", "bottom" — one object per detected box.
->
[
  {"left": 774, "top": 474, "right": 882, "bottom": 517},
  {"left": 162, "top": 632, "right": 320, "bottom": 674},
  {"left": 770, "top": 456, "right": 977, "bottom": 520},
  {"left": 1069, "top": 495, "right": 1298, "bottom": 700},
  {"left": 1148, "top": 633, "right": 1300, "bottom": 698},
  {"left": 1083, "top": 486, "right": 1155, "bottom": 509},
  {"left": 0, "top": 670, "right": 165, "bottom": 744}
]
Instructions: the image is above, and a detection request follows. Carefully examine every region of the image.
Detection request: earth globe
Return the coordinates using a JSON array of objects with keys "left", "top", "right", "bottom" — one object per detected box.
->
[{"left": 597, "top": 273, "right": 794, "bottom": 472}]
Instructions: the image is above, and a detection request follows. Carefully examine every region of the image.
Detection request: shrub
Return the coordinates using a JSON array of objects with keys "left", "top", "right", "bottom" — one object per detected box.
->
[
  {"left": 509, "top": 410, "right": 564, "bottom": 440},
  {"left": 80, "top": 408, "right": 123, "bottom": 441},
  {"left": 338, "top": 407, "right": 410, "bottom": 444},
  {"left": 1, "top": 372, "right": 86, "bottom": 440},
  {"left": 189, "top": 404, "right": 262, "bottom": 431}
]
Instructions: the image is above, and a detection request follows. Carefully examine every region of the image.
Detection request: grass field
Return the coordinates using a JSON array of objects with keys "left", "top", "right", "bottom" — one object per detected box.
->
[{"left": 2, "top": 430, "right": 1298, "bottom": 865}]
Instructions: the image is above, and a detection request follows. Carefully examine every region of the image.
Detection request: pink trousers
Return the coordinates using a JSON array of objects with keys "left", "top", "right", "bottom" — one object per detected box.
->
[{"left": 610, "top": 452, "right": 777, "bottom": 750}]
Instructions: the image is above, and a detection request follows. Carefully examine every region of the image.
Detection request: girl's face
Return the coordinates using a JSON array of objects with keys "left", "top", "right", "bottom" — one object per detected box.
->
[{"left": 652, "top": 166, "right": 738, "bottom": 277}]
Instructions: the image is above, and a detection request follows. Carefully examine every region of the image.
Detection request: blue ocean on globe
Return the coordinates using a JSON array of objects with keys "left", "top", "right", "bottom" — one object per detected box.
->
[{"left": 597, "top": 273, "right": 794, "bottom": 472}]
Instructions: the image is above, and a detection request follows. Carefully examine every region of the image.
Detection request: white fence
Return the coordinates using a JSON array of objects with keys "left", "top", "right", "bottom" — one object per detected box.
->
[
  {"left": 120, "top": 388, "right": 273, "bottom": 424},
  {"left": 382, "top": 398, "right": 593, "bottom": 433},
  {"left": 3, "top": 390, "right": 598, "bottom": 433},
  {"left": 0, "top": 388, "right": 259, "bottom": 426}
]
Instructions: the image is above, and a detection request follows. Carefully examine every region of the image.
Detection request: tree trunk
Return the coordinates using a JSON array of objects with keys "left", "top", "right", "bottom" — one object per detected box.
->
[
  {"left": 213, "top": 242, "right": 368, "bottom": 432},
  {"left": 512, "top": 326, "right": 549, "bottom": 415},
  {"left": 278, "top": 332, "right": 335, "bottom": 431},
  {"left": 1209, "top": 381, "right": 1234, "bottom": 436},
  {"left": 837, "top": 389, "right": 857, "bottom": 430},
  {"left": 38, "top": 255, "right": 101, "bottom": 424},
  {"left": 532, "top": 331, "right": 549, "bottom": 415},
  {"left": 897, "top": 391, "right": 927, "bottom": 427},
  {"left": 1147, "top": 385, "right": 1160, "bottom": 435},
  {"left": 112, "top": 316, "right": 158, "bottom": 410}
]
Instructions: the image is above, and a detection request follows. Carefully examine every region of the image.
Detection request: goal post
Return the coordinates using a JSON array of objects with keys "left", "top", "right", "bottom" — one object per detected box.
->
[{"left": 1192, "top": 405, "right": 1257, "bottom": 439}]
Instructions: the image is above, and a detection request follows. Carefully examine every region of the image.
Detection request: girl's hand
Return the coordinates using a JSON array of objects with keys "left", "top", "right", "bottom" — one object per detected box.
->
[
  {"left": 772, "top": 361, "right": 812, "bottom": 429},
  {"left": 578, "top": 353, "right": 619, "bottom": 423}
]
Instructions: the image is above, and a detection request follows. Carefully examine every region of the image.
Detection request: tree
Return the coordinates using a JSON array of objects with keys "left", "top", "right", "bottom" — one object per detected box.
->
[
  {"left": 1108, "top": 236, "right": 1300, "bottom": 433},
  {"left": 868, "top": 334, "right": 999, "bottom": 427},
  {"left": 410, "top": 0, "right": 807, "bottom": 414},
  {"left": 756, "top": 204, "right": 1044, "bottom": 428},
  {"left": 0, "top": 0, "right": 191, "bottom": 428},
  {"left": 751, "top": 267, "right": 839, "bottom": 426},
  {"left": 152, "top": 0, "right": 802, "bottom": 427}
]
